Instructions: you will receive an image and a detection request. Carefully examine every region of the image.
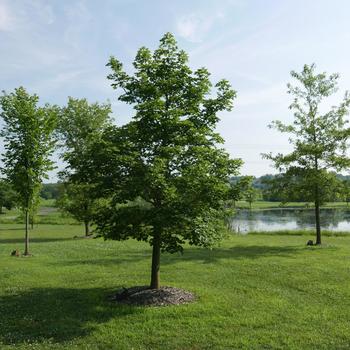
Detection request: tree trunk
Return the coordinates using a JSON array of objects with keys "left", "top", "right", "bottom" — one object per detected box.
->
[
  {"left": 84, "top": 220, "right": 90, "bottom": 236},
  {"left": 150, "top": 230, "right": 161, "bottom": 289},
  {"left": 315, "top": 186, "right": 321, "bottom": 245},
  {"left": 24, "top": 209, "right": 30, "bottom": 256}
]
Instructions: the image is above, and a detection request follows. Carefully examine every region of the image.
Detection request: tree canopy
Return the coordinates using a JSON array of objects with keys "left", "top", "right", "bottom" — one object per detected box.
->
[
  {"left": 88, "top": 33, "right": 242, "bottom": 288},
  {"left": 264, "top": 64, "right": 350, "bottom": 244},
  {"left": 0, "top": 87, "right": 57, "bottom": 254},
  {"left": 56, "top": 97, "right": 112, "bottom": 235}
]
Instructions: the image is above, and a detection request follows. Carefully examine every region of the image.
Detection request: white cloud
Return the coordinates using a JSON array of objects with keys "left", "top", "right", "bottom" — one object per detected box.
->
[
  {"left": 176, "top": 11, "right": 225, "bottom": 43},
  {"left": 0, "top": 1, "right": 13, "bottom": 31},
  {"left": 176, "top": 15, "right": 202, "bottom": 42}
]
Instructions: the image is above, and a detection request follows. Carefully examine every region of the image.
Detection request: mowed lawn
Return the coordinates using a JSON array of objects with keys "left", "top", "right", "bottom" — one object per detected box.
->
[{"left": 0, "top": 224, "right": 350, "bottom": 349}]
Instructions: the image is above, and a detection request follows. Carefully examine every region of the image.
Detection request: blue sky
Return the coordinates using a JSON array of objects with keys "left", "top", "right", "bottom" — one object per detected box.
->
[{"left": 1, "top": 0, "right": 350, "bottom": 180}]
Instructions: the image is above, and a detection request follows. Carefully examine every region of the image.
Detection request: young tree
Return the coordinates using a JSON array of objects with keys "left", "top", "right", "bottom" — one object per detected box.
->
[
  {"left": 29, "top": 195, "right": 40, "bottom": 229},
  {"left": 264, "top": 64, "right": 350, "bottom": 244},
  {"left": 56, "top": 182, "right": 98, "bottom": 236},
  {"left": 89, "top": 33, "right": 242, "bottom": 289},
  {"left": 245, "top": 181, "right": 259, "bottom": 209},
  {"left": 57, "top": 97, "right": 111, "bottom": 235},
  {"left": 0, "top": 87, "right": 57, "bottom": 255},
  {"left": 229, "top": 176, "right": 253, "bottom": 208},
  {"left": 341, "top": 179, "right": 350, "bottom": 206}
]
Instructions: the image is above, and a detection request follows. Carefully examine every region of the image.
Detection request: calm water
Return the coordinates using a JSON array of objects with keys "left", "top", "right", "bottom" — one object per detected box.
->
[{"left": 229, "top": 208, "right": 350, "bottom": 233}]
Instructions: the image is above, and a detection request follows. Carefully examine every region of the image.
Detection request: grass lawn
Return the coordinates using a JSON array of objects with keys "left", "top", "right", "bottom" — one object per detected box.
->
[
  {"left": 1, "top": 225, "right": 350, "bottom": 349},
  {"left": 236, "top": 200, "right": 350, "bottom": 210}
]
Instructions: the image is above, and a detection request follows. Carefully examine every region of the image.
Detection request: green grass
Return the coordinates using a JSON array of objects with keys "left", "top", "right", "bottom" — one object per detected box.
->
[
  {"left": 0, "top": 199, "right": 78, "bottom": 225},
  {"left": 248, "top": 229, "right": 350, "bottom": 237},
  {"left": 236, "top": 200, "right": 350, "bottom": 210},
  {"left": 1, "top": 225, "right": 350, "bottom": 349}
]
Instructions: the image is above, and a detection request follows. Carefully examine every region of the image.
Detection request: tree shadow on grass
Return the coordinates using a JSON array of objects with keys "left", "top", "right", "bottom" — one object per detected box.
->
[
  {"left": 53, "top": 251, "right": 150, "bottom": 267},
  {"left": 0, "top": 237, "right": 74, "bottom": 244},
  {"left": 0, "top": 287, "right": 141, "bottom": 346},
  {"left": 0, "top": 227, "right": 24, "bottom": 231},
  {"left": 55, "top": 245, "right": 304, "bottom": 269},
  {"left": 161, "top": 245, "right": 304, "bottom": 264}
]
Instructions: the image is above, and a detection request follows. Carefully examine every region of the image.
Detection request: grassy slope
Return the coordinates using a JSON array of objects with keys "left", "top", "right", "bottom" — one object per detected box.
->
[{"left": 1, "top": 225, "right": 350, "bottom": 349}]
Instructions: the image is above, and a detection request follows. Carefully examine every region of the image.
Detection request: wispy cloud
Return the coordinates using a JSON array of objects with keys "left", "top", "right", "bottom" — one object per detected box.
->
[
  {"left": 63, "top": 1, "right": 92, "bottom": 49},
  {"left": 176, "top": 11, "right": 225, "bottom": 43}
]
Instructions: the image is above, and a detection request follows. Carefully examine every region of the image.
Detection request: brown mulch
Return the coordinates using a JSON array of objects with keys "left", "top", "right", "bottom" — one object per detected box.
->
[{"left": 109, "top": 286, "right": 196, "bottom": 306}]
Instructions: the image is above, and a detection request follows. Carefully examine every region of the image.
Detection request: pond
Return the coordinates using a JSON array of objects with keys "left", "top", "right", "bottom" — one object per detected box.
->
[{"left": 229, "top": 208, "right": 350, "bottom": 233}]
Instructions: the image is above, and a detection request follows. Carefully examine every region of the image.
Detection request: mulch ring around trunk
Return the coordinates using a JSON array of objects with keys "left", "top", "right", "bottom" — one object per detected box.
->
[{"left": 109, "top": 286, "right": 196, "bottom": 306}]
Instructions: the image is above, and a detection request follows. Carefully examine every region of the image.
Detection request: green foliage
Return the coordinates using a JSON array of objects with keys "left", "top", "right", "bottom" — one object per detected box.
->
[
  {"left": 263, "top": 64, "right": 350, "bottom": 243},
  {"left": 261, "top": 171, "right": 343, "bottom": 204},
  {"left": 341, "top": 179, "right": 350, "bottom": 205},
  {"left": 56, "top": 182, "right": 104, "bottom": 234},
  {"left": 57, "top": 97, "right": 112, "bottom": 180},
  {"left": 0, "top": 87, "right": 57, "bottom": 211},
  {"left": 0, "top": 87, "right": 57, "bottom": 253},
  {"left": 92, "top": 33, "right": 241, "bottom": 252},
  {"left": 57, "top": 98, "right": 112, "bottom": 234},
  {"left": 245, "top": 185, "right": 259, "bottom": 209},
  {"left": 0, "top": 180, "right": 18, "bottom": 213},
  {"left": 40, "top": 183, "right": 61, "bottom": 200},
  {"left": 229, "top": 176, "right": 253, "bottom": 203}
]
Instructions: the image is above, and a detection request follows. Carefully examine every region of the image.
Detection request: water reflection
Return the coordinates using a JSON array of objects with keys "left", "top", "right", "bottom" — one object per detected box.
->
[{"left": 229, "top": 208, "right": 350, "bottom": 233}]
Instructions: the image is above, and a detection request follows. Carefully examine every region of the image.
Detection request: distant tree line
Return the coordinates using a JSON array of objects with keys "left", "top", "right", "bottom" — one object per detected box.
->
[{"left": 230, "top": 173, "right": 350, "bottom": 203}]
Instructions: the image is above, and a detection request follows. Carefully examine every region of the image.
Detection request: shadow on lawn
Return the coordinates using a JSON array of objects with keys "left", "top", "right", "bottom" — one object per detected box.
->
[
  {"left": 162, "top": 245, "right": 303, "bottom": 264},
  {"left": 0, "top": 227, "right": 25, "bottom": 231},
  {"left": 57, "top": 245, "right": 303, "bottom": 268},
  {"left": 0, "top": 287, "right": 140, "bottom": 345},
  {"left": 55, "top": 252, "right": 150, "bottom": 267},
  {"left": 0, "top": 237, "right": 74, "bottom": 244}
]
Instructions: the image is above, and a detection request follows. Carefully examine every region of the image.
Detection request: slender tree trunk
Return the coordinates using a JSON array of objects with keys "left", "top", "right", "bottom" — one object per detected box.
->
[
  {"left": 30, "top": 217, "right": 34, "bottom": 230},
  {"left": 315, "top": 185, "right": 321, "bottom": 245},
  {"left": 24, "top": 209, "right": 30, "bottom": 255},
  {"left": 84, "top": 220, "right": 90, "bottom": 236},
  {"left": 150, "top": 229, "right": 161, "bottom": 289}
]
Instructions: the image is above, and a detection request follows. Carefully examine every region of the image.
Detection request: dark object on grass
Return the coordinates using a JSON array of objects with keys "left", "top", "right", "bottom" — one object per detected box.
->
[
  {"left": 306, "top": 240, "right": 314, "bottom": 246},
  {"left": 110, "top": 286, "right": 196, "bottom": 307},
  {"left": 10, "top": 249, "right": 19, "bottom": 257}
]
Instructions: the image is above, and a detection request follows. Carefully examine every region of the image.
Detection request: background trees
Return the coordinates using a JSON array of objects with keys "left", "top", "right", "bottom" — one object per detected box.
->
[
  {"left": 56, "top": 97, "right": 111, "bottom": 235},
  {"left": 0, "top": 180, "right": 17, "bottom": 214},
  {"left": 264, "top": 64, "right": 350, "bottom": 244},
  {"left": 229, "top": 176, "right": 254, "bottom": 207},
  {"left": 89, "top": 33, "right": 242, "bottom": 289},
  {"left": 56, "top": 182, "right": 100, "bottom": 236},
  {"left": 0, "top": 87, "right": 57, "bottom": 255}
]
